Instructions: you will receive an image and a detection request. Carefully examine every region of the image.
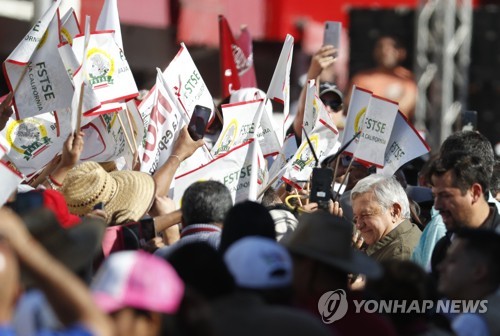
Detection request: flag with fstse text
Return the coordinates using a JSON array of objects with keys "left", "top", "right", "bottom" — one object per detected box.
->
[
  {"left": 4, "top": 2, "right": 74, "bottom": 120},
  {"left": 377, "top": 111, "right": 430, "bottom": 176},
  {"left": 353, "top": 95, "right": 399, "bottom": 168}
]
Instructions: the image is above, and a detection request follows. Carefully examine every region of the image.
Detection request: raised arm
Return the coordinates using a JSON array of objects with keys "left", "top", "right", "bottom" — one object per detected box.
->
[
  {"left": 293, "top": 45, "right": 337, "bottom": 140},
  {"left": 0, "top": 207, "right": 114, "bottom": 336}
]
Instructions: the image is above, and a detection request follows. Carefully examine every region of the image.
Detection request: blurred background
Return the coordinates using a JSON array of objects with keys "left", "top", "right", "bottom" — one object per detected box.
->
[{"left": 0, "top": 0, "right": 498, "bottom": 152}]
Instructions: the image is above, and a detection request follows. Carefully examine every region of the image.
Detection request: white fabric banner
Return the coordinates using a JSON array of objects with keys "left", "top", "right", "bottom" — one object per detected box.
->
[
  {"left": 302, "top": 79, "right": 319, "bottom": 136},
  {"left": 173, "top": 139, "right": 257, "bottom": 205},
  {"left": 283, "top": 116, "right": 339, "bottom": 189},
  {"left": 267, "top": 133, "right": 297, "bottom": 190},
  {"left": 72, "top": 31, "right": 138, "bottom": 105},
  {"left": 80, "top": 106, "right": 141, "bottom": 164},
  {"left": 354, "top": 95, "right": 399, "bottom": 168},
  {"left": 5, "top": 8, "right": 73, "bottom": 120},
  {"left": 96, "top": 0, "right": 123, "bottom": 51},
  {"left": 60, "top": 7, "right": 81, "bottom": 45},
  {"left": 341, "top": 85, "right": 372, "bottom": 155},
  {"left": 140, "top": 69, "right": 184, "bottom": 175},
  {"left": 0, "top": 162, "right": 24, "bottom": 207},
  {"left": 267, "top": 34, "right": 294, "bottom": 138},
  {"left": 1, "top": 110, "right": 71, "bottom": 176},
  {"left": 377, "top": 111, "right": 430, "bottom": 176},
  {"left": 162, "top": 44, "right": 214, "bottom": 121}
]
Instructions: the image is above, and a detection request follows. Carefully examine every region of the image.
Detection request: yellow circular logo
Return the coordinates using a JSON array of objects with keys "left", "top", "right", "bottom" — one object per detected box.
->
[
  {"left": 36, "top": 29, "right": 49, "bottom": 50},
  {"left": 292, "top": 134, "right": 319, "bottom": 170},
  {"left": 6, "top": 118, "right": 48, "bottom": 155},
  {"left": 354, "top": 107, "right": 367, "bottom": 133},
  {"left": 215, "top": 119, "right": 238, "bottom": 155},
  {"left": 60, "top": 27, "right": 73, "bottom": 45},
  {"left": 87, "top": 48, "right": 115, "bottom": 86}
]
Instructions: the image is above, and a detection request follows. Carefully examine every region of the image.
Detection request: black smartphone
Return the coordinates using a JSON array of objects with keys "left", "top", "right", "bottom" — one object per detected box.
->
[
  {"left": 323, "top": 21, "right": 341, "bottom": 49},
  {"left": 309, "top": 167, "right": 333, "bottom": 210},
  {"left": 188, "top": 105, "right": 211, "bottom": 140},
  {"left": 121, "top": 218, "right": 156, "bottom": 248}
]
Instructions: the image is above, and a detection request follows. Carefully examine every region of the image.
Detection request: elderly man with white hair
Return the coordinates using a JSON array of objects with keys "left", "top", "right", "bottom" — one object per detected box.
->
[{"left": 351, "top": 174, "right": 422, "bottom": 261}]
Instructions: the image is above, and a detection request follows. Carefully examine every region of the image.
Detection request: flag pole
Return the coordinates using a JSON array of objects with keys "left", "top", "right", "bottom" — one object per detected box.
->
[
  {"left": 124, "top": 105, "right": 139, "bottom": 166},
  {"left": 116, "top": 110, "right": 136, "bottom": 157}
]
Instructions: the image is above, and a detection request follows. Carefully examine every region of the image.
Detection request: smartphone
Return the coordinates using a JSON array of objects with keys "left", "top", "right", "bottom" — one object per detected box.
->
[
  {"left": 188, "top": 105, "right": 211, "bottom": 140},
  {"left": 309, "top": 167, "right": 333, "bottom": 210},
  {"left": 121, "top": 218, "right": 156, "bottom": 248},
  {"left": 323, "top": 21, "right": 341, "bottom": 49},
  {"left": 461, "top": 110, "right": 477, "bottom": 131}
]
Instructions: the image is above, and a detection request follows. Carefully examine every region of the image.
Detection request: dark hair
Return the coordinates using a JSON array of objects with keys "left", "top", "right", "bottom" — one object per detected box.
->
[
  {"left": 455, "top": 228, "right": 500, "bottom": 286},
  {"left": 181, "top": 181, "right": 233, "bottom": 226},
  {"left": 490, "top": 159, "right": 500, "bottom": 197},
  {"left": 219, "top": 201, "right": 276, "bottom": 254},
  {"left": 440, "top": 131, "right": 494, "bottom": 179},
  {"left": 429, "top": 151, "right": 491, "bottom": 199},
  {"left": 166, "top": 242, "right": 235, "bottom": 300}
]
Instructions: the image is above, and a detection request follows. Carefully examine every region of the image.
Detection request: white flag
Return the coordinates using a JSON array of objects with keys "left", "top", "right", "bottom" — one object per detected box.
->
[
  {"left": 267, "top": 34, "right": 294, "bottom": 138},
  {"left": 60, "top": 7, "right": 81, "bottom": 45},
  {"left": 283, "top": 115, "right": 339, "bottom": 189},
  {"left": 0, "top": 162, "right": 24, "bottom": 207},
  {"left": 80, "top": 107, "right": 140, "bottom": 163},
  {"left": 72, "top": 31, "right": 138, "bottom": 105},
  {"left": 140, "top": 69, "right": 184, "bottom": 175},
  {"left": 162, "top": 44, "right": 214, "bottom": 121},
  {"left": 302, "top": 79, "right": 319, "bottom": 136},
  {"left": 354, "top": 95, "right": 399, "bottom": 168},
  {"left": 5, "top": 6, "right": 74, "bottom": 119},
  {"left": 173, "top": 139, "right": 257, "bottom": 205},
  {"left": 377, "top": 111, "right": 430, "bottom": 176},
  {"left": 96, "top": 0, "right": 123, "bottom": 50},
  {"left": 212, "top": 99, "right": 261, "bottom": 156},
  {"left": 267, "top": 133, "right": 297, "bottom": 190},
  {"left": 342, "top": 85, "right": 372, "bottom": 155},
  {"left": 1, "top": 110, "right": 71, "bottom": 176}
]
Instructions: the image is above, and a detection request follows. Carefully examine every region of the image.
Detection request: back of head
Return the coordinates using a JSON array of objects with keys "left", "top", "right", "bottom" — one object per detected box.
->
[
  {"left": 219, "top": 201, "right": 276, "bottom": 254},
  {"left": 440, "top": 131, "right": 494, "bottom": 178},
  {"left": 91, "top": 250, "right": 185, "bottom": 315},
  {"left": 455, "top": 229, "right": 500, "bottom": 287},
  {"left": 181, "top": 181, "right": 233, "bottom": 226},
  {"left": 224, "top": 236, "right": 292, "bottom": 290},
  {"left": 167, "top": 242, "right": 235, "bottom": 301},
  {"left": 351, "top": 174, "right": 411, "bottom": 219}
]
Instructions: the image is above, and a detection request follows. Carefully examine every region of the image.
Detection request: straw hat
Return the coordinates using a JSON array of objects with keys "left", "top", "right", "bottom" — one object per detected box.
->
[{"left": 61, "top": 161, "right": 155, "bottom": 224}]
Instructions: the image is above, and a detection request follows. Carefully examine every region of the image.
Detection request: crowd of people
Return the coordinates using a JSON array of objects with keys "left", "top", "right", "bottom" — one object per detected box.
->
[{"left": 0, "top": 28, "right": 499, "bottom": 336}]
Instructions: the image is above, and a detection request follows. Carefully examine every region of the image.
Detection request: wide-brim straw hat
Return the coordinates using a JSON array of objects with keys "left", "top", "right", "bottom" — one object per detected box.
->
[
  {"left": 281, "top": 212, "right": 382, "bottom": 279},
  {"left": 61, "top": 162, "right": 155, "bottom": 224}
]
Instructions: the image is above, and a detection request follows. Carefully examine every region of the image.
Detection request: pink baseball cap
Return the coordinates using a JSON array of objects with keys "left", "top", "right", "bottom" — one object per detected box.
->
[{"left": 91, "top": 251, "right": 185, "bottom": 314}]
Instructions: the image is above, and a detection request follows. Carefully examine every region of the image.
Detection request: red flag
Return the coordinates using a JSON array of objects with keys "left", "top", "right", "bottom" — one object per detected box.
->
[
  {"left": 219, "top": 15, "right": 241, "bottom": 98},
  {"left": 236, "top": 26, "right": 257, "bottom": 89}
]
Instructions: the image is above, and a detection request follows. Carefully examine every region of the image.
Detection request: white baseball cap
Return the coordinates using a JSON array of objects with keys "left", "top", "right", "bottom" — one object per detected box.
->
[{"left": 224, "top": 236, "right": 292, "bottom": 289}]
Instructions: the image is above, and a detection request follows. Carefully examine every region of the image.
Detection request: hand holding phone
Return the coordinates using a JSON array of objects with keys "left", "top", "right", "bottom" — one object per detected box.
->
[
  {"left": 309, "top": 167, "right": 334, "bottom": 211},
  {"left": 188, "top": 105, "right": 211, "bottom": 141}
]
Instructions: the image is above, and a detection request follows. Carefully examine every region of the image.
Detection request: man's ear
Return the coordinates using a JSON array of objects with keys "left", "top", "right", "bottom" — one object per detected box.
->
[
  {"left": 470, "top": 183, "right": 484, "bottom": 204},
  {"left": 391, "top": 202, "right": 402, "bottom": 221}
]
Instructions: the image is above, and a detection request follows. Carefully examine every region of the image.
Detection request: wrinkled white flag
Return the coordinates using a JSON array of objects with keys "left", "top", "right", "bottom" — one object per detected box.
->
[
  {"left": 96, "top": 0, "right": 123, "bottom": 50},
  {"left": 5, "top": 5, "right": 74, "bottom": 119},
  {"left": 342, "top": 85, "right": 372, "bottom": 156},
  {"left": 354, "top": 95, "right": 399, "bottom": 168},
  {"left": 173, "top": 139, "right": 258, "bottom": 205},
  {"left": 377, "top": 111, "right": 430, "bottom": 176}
]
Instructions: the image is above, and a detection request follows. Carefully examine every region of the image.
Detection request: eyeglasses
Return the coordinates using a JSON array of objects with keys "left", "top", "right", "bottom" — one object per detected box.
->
[{"left": 321, "top": 98, "right": 343, "bottom": 112}]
